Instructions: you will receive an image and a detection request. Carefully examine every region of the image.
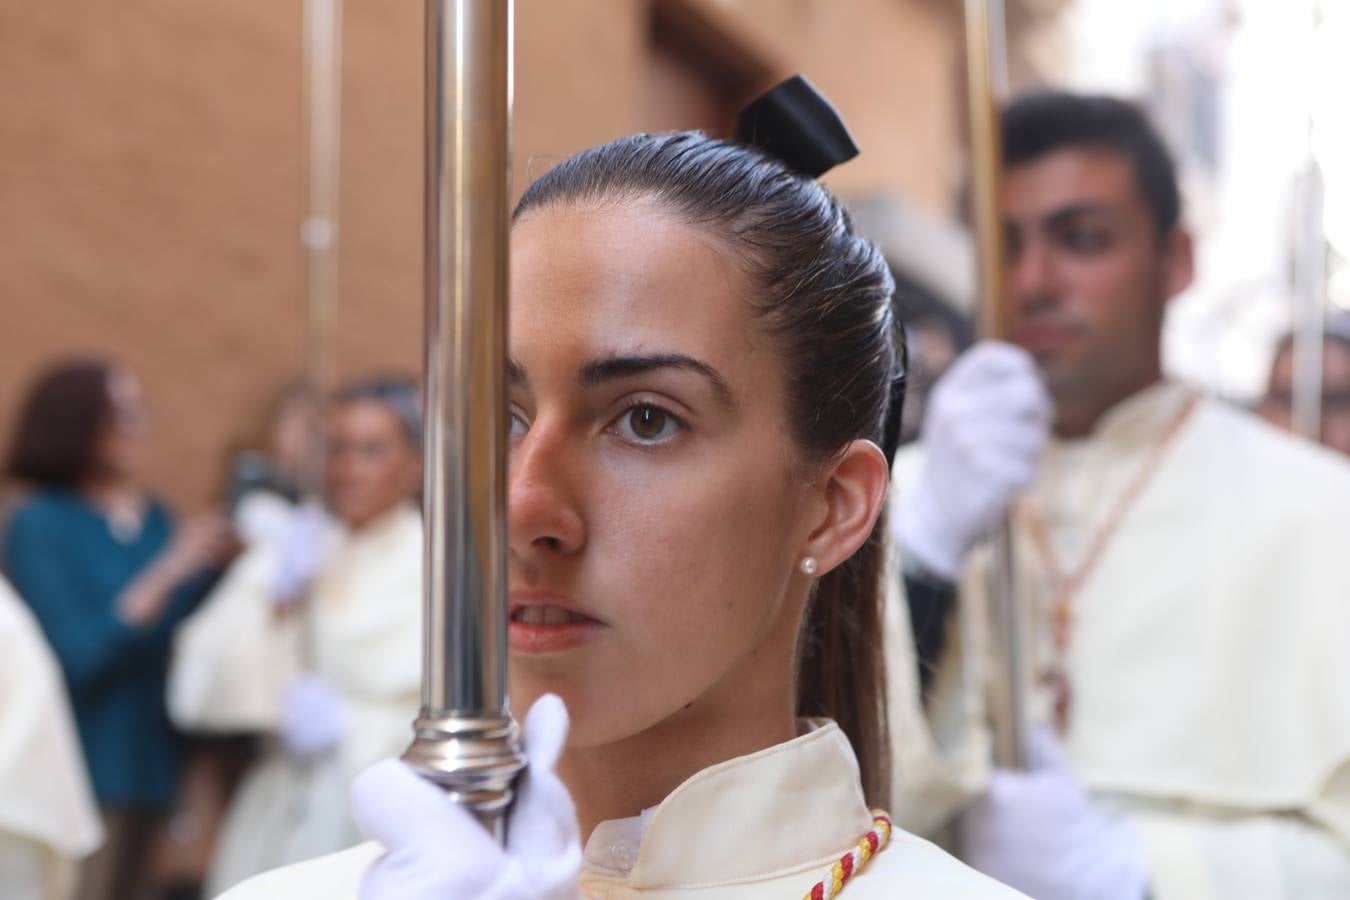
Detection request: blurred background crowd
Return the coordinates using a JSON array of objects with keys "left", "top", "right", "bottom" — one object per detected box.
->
[{"left": 4, "top": 1, "right": 1350, "bottom": 898}]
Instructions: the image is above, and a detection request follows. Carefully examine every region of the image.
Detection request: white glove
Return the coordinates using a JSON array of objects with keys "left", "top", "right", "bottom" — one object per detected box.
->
[
  {"left": 271, "top": 500, "right": 328, "bottom": 607},
  {"left": 280, "top": 674, "right": 347, "bottom": 759},
  {"left": 962, "top": 728, "right": 1150, "bottom": 900},
  {"left": 894, "top": 342, "right": 1052, "bottom": 579},
  {"left": 353, "top": 694, "right": 581, "bottom": 900}
]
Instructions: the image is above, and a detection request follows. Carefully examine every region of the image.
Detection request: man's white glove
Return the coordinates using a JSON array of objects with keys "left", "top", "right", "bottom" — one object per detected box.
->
[
  {"left": 962, "top": 728, "right": 1150, "bottom": 900},
  {"left": 354, "top": 694, "right": 582, "bottom": 900},
  {"left": 271, "top": 501, "right": 328, "bottom": 607},
  {"left": 894, "top": 342, "right": 1052, "bottom": 580},
  {"left": 279, "top": 674, "right": 347, "bottom": 759}
]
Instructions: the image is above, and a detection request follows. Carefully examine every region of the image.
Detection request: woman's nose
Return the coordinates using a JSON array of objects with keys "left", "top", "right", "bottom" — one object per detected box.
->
[{"left": 508, "top": 428, "right": 586, "bottom": 560}]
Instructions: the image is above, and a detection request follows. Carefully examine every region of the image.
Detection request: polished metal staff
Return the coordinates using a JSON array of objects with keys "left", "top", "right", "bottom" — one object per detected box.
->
[
  {"left": 1291, "top": 160, "right": 1327, "bottom": 442},
  {"left": 401, "top": 0, "right": 525, "bottom": 840},
  {"left": 295, "top": 0, "right": 343, "bottom": 674},
  {"left": 964, "top": 0, "right": 1028, "bottom": 769},
  {"left": 300, "top": 0, "right": 343, "bottom": 497}
]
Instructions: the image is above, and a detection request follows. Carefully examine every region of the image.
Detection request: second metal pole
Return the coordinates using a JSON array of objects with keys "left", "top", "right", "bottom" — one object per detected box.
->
[{"left": 964, "top": 0, "right": 1028, "bottom": 770}]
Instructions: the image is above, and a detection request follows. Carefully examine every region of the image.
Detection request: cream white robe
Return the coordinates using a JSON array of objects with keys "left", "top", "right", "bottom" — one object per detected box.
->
[
  {"left": 0, "top": 576, "right": 101, "bottom": 900},
  {"left": 888, "top": 381, "right": 1350, "bottom": 899},
  {"left": 217, "top": 720, "right": 1026, "bottom": 899},
  {"left": 168, "top": 504, "right": 423, "bottom": 895}
]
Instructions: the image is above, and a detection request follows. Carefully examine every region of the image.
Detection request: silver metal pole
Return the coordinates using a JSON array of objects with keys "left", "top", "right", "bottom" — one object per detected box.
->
[
  {"left": 300, "top": 0, "right": 342, "bottom": 495},
  {"left": 401, "top": 0, "right": 524, "bottom": 840},
  {"left": 1292, "top": 160, "right": 1327, "bottom": 442},
  {"left": 297, "top": 0, "right": 343, "bottom": 671},
  {"left": 964, "top": 0, "right": 1028, "bottom": 770}
]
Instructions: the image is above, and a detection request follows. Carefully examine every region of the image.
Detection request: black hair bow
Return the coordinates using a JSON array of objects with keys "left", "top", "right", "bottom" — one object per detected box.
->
[{"left": 735, "top": 75, "right": 859, "bottom": 178}]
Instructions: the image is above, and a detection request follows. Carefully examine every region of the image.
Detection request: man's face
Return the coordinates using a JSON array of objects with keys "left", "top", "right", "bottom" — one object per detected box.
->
[
  {"left": 1002, "top": 149, "right": 1192, "bottom": 427},
  {"left": 1259, "top": 338, "right": 1350, "bottom": 457}
]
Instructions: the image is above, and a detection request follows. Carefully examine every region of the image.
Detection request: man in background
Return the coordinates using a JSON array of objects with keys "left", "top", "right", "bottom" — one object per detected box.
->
[
  {"left": 889, "top": 91, "right": 1350, "bottom": 900},
  {"left": 1258, "top": 313, "right": 1350, "bottom": 457}
]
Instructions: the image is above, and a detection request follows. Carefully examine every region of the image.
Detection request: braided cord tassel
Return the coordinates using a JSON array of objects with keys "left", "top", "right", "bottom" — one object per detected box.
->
[{"left": 802, "top": 810, "right": 893, "bottom": 900}]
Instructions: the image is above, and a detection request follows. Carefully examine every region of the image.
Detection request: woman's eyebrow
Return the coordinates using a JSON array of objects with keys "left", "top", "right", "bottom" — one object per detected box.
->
[
  {"left": 579, "top": 354, "right": 736, "bottom": 410},
  {"left": 509, "top": 358, "right": 528, "bottom": 389}
]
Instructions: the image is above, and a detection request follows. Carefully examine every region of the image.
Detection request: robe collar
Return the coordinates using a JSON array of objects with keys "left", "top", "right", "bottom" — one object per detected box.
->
[{"left": 581, "top": 720, "right": 873, "bottom": 889}]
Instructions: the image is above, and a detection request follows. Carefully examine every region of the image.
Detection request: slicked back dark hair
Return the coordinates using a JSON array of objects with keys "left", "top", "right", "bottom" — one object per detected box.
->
[
  {"left": 1002, "top": 91, "right": 1182, "bottom": 238},
  {"left": 5, "top": 359, "right": 116, "bottom": 489},
  {"left": 514, "top": 131, "right": 901, "bottom": 805}
]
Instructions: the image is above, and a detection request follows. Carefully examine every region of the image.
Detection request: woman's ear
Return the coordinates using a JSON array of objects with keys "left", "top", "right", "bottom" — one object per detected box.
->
[{"left": 801, "top": 440, "right": 890, "bottom": 577}]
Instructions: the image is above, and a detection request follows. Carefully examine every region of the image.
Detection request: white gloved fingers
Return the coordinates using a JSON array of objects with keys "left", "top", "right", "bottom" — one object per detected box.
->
[
  {"left": 939, "top": 342, "right": 1041, "bottom": 390},
  {"left": 899, "top": 342, "right": 1051, "bottom": 579},
  {"left": 979, "top": 767, "right": 1039, "bottom": 810},
  {"left": 507, "top": 695, "right": 580, "bottom": 857},
  {"left": 508, "top": 765, "right": 580, "bottom": 857},
  {"left": 1026, "top": 725, "right": 1073, "bottom": 773},
  {"left": 354, "top": 706, "right": 582, "bottom": 900},
  {"left": 281, "top": 674, "right": 346, "bottom": 758},
  {"left": 353, "top": 759, "right": 503, "bottom": 871},
  {"left": 273, "top": 501, "right": 329, "bottom": 604},
  {"left": 290, "top": 499, "right": 327, "bottom": 534},
  {"left": 951, "top": 418, "right": 1049, "bottom": 469},
  {"left": 927, "top": 343, "right": 1047, "bottom": 426},
  {"left": 521, "top": 694, "right": 570, "bottom": 770},
  {"left": 284, "top": 674, "right": 345, "bottom": 724},
  {"left": 939, "top": 376, "right": 1053, "bottom": 430},
  {"left": 964, "top": 751, "right": 1152, "bottom": 900},
  {"left": 288, "top": 672, "right": 337, "bottom": 702},
  {"left": 282, "top": 501, "right": 328, "bottom": 556},
  {"left": 962, "top": 445, "right": 1042, "bottom": 494},
  {"left": 893, "top": 482, "right": 971, "bottom": 580}
]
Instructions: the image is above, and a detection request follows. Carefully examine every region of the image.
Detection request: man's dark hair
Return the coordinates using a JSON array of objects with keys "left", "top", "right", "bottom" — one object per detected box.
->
[{"left": 1002, "top": 91, "right": 1181, "bottom": 237}]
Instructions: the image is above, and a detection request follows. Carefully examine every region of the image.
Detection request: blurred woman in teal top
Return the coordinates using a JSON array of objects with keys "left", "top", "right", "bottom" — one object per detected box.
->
[{"left": 1, "top": 359, "right": 238, "bottom": 900}]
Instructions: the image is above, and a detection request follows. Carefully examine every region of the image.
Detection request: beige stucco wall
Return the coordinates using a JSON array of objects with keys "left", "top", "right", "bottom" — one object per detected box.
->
[{"left": 0, "top": 0, "right": 963, "bottom": 509}]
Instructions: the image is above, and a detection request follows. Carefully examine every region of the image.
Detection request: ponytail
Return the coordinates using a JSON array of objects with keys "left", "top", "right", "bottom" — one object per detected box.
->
[{"left": 796, "top": 510, "right": 890, "bottom": 806}]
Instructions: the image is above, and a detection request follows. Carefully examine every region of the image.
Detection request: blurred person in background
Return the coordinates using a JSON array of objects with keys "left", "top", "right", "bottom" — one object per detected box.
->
[
  {"left": 152, "top": 381, "right": 323, "bottom": 899},
  {"left": 0, "top": 573, "right": 102, "bottom": 900},
  {"left": 0, "top": 359, "right": 239, "bottom": 900},
  {"left": 888, "top": 93, "right": 1350, "bottom": 899},
  {"left": 1258, "top": 314, "right": 1350, "bottom": 458},
  {"left": 891, "top": 272, "right": 973, "bottom": 447},
  {"left": 168, "top": 376, "right": 423, "bottom": 894},
  {"left": 224, "top": 381, "right": 321, "bottom": 549}
]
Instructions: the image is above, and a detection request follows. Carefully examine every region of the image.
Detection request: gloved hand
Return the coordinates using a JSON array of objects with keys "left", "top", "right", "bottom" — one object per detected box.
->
[
  {"left": 354, "top": 694, "right": 581, "bottom": 900},
  {"left": 894, "top": 342, "right": 1052, "bottom": 579},
  {"left": 272, "top": 500, "right": 328, "bottom": 607},
  {"left": 962, "top": 727, "right": 1150, "bottom": 900},
  {"left": 280, "top": 674, "right": 347, "bottom": 759}
]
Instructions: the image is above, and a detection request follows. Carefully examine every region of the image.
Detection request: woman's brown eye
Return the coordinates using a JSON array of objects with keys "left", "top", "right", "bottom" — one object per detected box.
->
[
  {"left": 616, "top": 404, "right": 682, "bottom": 443},
  {"left": 632, "top": 406, "right": 666, "bottom": 439}
]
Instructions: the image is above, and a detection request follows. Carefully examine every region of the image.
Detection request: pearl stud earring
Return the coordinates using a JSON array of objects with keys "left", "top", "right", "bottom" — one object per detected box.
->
[{"left": 799, "top": 557, "right": 818, "bottom": 576}]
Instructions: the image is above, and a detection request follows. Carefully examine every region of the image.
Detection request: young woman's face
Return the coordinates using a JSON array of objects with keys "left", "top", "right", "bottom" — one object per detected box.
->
[
  {"left": 324, "top": 401, "right": 421, "bottom": 530},
  {"left": 507, "top": 199, "right": 821, "bottom": 748}
]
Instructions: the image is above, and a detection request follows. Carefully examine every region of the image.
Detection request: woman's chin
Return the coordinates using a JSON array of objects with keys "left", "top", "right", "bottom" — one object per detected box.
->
[{"left": 507, "top": 681, "right": 630, "bottom": 748}]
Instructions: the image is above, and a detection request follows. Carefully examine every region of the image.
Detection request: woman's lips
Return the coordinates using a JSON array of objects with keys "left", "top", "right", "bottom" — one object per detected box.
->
[{"left": 508, "top": 596, "right": 605, "bottom": 654}]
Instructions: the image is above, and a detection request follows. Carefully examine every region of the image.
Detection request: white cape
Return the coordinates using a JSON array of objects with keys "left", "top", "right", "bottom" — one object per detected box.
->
[{"left": 0, "top": 576, "right": 101, "bottom": 900}]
